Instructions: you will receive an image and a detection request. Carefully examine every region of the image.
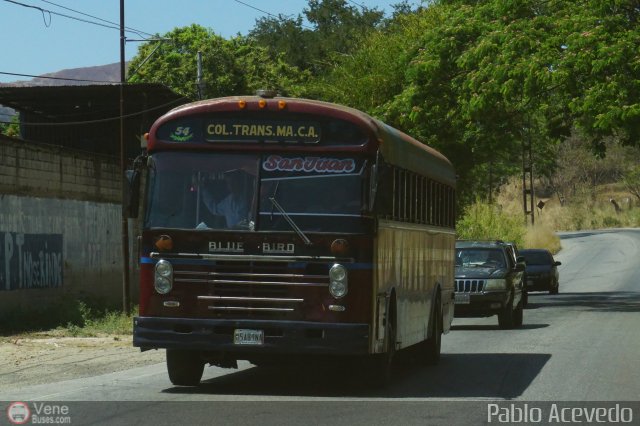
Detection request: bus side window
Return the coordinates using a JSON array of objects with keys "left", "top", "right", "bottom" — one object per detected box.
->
[{"left": 375, "top": 164, "right": 393, "bottom": 218}]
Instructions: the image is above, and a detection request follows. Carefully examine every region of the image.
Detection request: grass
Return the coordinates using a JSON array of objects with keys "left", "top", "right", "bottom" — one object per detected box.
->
[
  {"left": 0, "top": 299, "right": 136, "bottom": 338},
  {"left": 58, "top": 303, "right": 136, "bottom": 337},
  {"left": 458, "top": 176, "right": 639, "bottom": 254}
]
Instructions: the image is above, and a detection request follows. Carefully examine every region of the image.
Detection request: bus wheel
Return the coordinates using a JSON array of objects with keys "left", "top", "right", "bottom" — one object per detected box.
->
[
  {"left": 422, "top": 296, "right": 442, "bottom": 365},
  {"left": 368, "top": 303, "right": 396, "bottom": 387},
  {"left": 166, "top": 349, "right": 204, "bottom": 386}
]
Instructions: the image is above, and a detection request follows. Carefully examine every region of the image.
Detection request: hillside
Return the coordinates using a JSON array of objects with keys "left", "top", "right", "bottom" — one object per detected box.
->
[{"left": 0, "top": 62, "right": 121, "bottom": 87}]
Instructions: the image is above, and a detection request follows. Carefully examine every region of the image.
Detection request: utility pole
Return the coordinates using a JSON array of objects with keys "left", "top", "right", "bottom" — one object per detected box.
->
[
  {"left": 196, "top": 51, "right": 204, "bottom": 100},
  {"left": 522, "top": 123, "right": 535, "bottom": 226},
  {"left": 120, "top": 0, "right": 131, "bottom": 312}
]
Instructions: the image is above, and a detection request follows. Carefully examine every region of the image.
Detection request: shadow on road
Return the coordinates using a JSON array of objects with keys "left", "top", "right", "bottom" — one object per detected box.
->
[
  {"left": 558, "top": 231, "right": 600, "bottom": 240},
  {"left": 527, "top": 291, "right": 640, "bottom": 313},
  {"left": 451, "top": 323, "right": 548, "bottom": 331},
  {"left": 162, "top": 351, "right": 550, "bottom": 399}
]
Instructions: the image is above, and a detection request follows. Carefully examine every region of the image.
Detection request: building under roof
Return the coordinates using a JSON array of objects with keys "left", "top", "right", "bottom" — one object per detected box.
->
[{"left": 0, "top": 83, "right": 188, "bottom": 158}]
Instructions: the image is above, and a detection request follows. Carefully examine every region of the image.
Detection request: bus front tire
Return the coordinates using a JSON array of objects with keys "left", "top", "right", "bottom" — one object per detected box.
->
[
  {"left": 421, "top": 296, "right": 442, "bottom": 365},
  {"left": 366, "top": 302, "right": 396, "bottom": 387},
  {"left": 166, "top": 349, "right": 205, "bottom": 386}
]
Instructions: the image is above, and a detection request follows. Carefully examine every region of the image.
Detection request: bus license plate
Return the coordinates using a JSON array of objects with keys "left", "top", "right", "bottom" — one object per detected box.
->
[
  {"left": 233, "top": 329, "right": 264, "bottom": 345},
  {"left": 454, "top": 293, "right": 470, "bottom": 304}
]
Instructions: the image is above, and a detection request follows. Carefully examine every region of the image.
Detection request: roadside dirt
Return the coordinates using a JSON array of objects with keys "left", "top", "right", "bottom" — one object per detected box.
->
[{"left": 0, "top": 334, "right": 165, "bottom": 389}]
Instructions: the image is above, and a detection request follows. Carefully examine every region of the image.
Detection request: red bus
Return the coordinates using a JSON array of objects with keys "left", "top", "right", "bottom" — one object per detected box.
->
[{"left": 130, "top": 93, "right": 456, "bottom": 386}]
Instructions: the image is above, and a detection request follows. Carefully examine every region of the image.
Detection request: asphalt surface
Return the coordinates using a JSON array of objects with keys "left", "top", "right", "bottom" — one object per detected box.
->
[{"left": 2, "top": 229, "right": 639, "bottom": 425}]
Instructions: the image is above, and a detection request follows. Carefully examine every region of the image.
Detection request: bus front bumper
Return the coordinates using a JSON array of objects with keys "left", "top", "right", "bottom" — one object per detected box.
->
[{"left": 133, "top": 317, "right": 370, "bottom": 356}]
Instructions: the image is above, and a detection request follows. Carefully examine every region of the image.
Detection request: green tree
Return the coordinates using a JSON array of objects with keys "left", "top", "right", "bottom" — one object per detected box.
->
[
  {"left": 128, "top": 24, "right": 307, "bottom": 99},
  {"left": 0, "top": 113, "right": 20, "bottom": 138},
  {"left": 315, "top": 0, "right": 640, "bottom": 207},
  {"left": 249, "top": 0, "right": 385, "bottom": 75},
  {"left": 248, "top": 15, "right": 311, "bottom": 74},
  {"left": 550, "top": 0, "right": 640, "bottom": 149}
]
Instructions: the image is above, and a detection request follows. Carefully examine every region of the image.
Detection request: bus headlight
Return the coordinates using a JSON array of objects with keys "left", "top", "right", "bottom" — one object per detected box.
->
[
  {"left": 329, "top": 264, "right": 348, "bottom": 298},
  {"left": 155, "top": 259, "right": 173, "bottom": 294},
  {"left": 484, "top": 278, "right": 507, "bottom": 291}
]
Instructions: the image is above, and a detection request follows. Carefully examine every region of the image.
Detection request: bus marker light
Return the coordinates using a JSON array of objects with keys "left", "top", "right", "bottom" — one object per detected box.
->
[
  {"left": 258, "top": 99, "right": 267, "bottom": 109},
  {"left": 328, "top": 305, "right": 345, "bottom": 312},
  {"left": 155, "top": 235, "right": 173, "bottom": 251},
  {"left": 163, "top": 301, "right": 180, "bottom": 308},
  {"left": 278, "top": 100, "right": 287, "bottom": 110},
  {"left": 238, "top": 100, "right": 247, "bottom": 109},
  {"left": 331, "top": 239, "right": 349, "bottom": 256}
]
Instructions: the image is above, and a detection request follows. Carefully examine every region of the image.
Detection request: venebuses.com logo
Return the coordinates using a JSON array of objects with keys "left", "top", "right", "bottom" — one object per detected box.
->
[
  {"left": 6, "top": 402, "right": 30, "bottom": 424},
  {"left": 6, "top": 401, "right": 72, "bottom": 424}
]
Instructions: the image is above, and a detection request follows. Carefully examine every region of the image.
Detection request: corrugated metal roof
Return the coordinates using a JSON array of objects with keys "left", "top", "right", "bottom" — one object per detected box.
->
[
  {"left": 0, "top": 83, "right": 186, "bottom": 120},
  {"left": 0, "top": 83, "right": 189, "bottom": 157}
]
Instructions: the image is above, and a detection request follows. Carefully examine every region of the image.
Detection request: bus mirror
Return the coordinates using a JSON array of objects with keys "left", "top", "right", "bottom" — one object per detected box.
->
[{"left": 125, "top": 169, "right": 141, "bottom": 218}]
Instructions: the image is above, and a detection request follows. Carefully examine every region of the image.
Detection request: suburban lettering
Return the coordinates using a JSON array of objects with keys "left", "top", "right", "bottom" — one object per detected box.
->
[{"left": 263, "top": 155, "right": 356, "bottom": 173}]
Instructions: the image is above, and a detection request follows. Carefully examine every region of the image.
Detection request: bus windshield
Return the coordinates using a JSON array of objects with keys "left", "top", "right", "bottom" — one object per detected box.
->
[{"left": 145, "top": 152, "right": 367, "bottom": 233}]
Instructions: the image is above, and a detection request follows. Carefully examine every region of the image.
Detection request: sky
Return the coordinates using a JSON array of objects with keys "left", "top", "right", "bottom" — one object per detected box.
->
[{"left": 0, "top": 0, "right": 414, "bottom": 83}]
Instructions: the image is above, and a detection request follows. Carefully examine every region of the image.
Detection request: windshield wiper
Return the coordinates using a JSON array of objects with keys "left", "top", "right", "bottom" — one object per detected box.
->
[
  {"left": 268, "top": 197, "right": 312, "bottom": 246},
  {"left": 270, "top": 181, "right": 279, "bottom": 220}
]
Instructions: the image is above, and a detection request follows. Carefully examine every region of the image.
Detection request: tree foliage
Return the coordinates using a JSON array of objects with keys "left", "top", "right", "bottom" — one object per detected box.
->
[
  {"left": 248, "top": 0, "right": 385, "bottom": 75},
  {"left": 0, "top": 113, "right": 20, "bottom": 138},
  {"left": 128, "top": 24, "right": 308, "bottom": 99},
  {"left": 315, "top": 0, "right": 640, "bottom": 206},
  {"left": 127, "top": 0, "right": 640, "bottom": 211}
]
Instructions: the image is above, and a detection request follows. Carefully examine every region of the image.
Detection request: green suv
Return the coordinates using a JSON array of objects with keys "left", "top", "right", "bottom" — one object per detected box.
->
[{"left": 454, "top": 240, "right": 526, "bottom": 329}]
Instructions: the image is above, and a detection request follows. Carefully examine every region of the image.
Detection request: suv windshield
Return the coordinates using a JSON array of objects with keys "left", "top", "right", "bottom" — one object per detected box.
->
[
  {"left": 456, "top": 248, "right": 507, "bottom": 268},
  {"left": 145, "top": 152, "right": 368, "bottom": 233}
]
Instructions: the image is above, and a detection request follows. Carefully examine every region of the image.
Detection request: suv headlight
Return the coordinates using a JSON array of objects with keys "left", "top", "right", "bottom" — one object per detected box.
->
[
  {"left": 329, "top": 264, "right": 348, "bottom": 298},
  {"left": 154, "top": 259, "right": 173, "bottom": 294},
  {"left": 484, "top": 278, "right": 507, "bottom": 290}
]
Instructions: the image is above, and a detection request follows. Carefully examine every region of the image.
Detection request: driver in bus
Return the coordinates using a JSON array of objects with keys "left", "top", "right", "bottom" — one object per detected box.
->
[{"left": 202, "top": 169, "right": 250, "bottom": 228}]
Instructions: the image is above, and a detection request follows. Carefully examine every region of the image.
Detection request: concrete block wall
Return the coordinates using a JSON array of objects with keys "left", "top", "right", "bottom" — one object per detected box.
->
[
  {"left": 0, "top": 135, "right": 132, "bottom": 314},
  {"left": 0, "top": 136, "right": 120, "bottom": 203}
]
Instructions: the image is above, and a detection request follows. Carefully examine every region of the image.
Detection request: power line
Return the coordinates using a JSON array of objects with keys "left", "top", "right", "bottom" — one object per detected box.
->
[
  {"left": 233, "top": 0, "right": 315, "bottom": 31},
  {"left": 233, "top": 0, "right": 279, "bottom": 19},
  {"left": 40, "top": 0, "right": 157, "bottom": 39},
  {"left": 2, "top": 0, "right": 153, "bottom": 39},
  {"left": 346, "top": 0, "right": 368, "bottom": 10},
  {"left": 0, "top": 71, "right": 117, "bottom": 84}
]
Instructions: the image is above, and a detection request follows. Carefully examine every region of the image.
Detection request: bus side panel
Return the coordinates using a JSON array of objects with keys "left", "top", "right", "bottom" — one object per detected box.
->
[{"left": 372, "top": 220, "right": 455, "bottom": 353}]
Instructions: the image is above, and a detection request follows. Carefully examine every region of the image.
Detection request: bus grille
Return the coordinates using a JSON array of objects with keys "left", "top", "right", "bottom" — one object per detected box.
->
[
  {"left": 173, "top": 261, "right": 328, "bottom": 318},
  {"left": 455, "top": 279, "right": 486, "bottom": 293}
]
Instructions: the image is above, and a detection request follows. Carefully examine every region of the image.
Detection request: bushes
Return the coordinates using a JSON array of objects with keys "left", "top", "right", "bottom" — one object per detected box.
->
[
  {"left": 0, "top": 298, "right": 135, "bottom": 336},
  {"left": 456, "top": 200, "right": 525, "bottom": 246},
  {"left": 457, "top": 199, "right": 561, "bottom": 253}
]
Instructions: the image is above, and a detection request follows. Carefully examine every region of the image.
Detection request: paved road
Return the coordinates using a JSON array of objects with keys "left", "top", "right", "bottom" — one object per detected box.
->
[{"left": 2, "top": 229, "right": 639, "bottom": 425}]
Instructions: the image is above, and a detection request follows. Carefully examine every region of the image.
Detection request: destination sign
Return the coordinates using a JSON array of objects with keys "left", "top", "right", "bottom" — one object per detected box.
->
[
  {"left": 156, "top": 116, "right": 366, "bottom": 146},
  {"left": 205, "top": 120, "right": 321, "bottom": 143}
]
